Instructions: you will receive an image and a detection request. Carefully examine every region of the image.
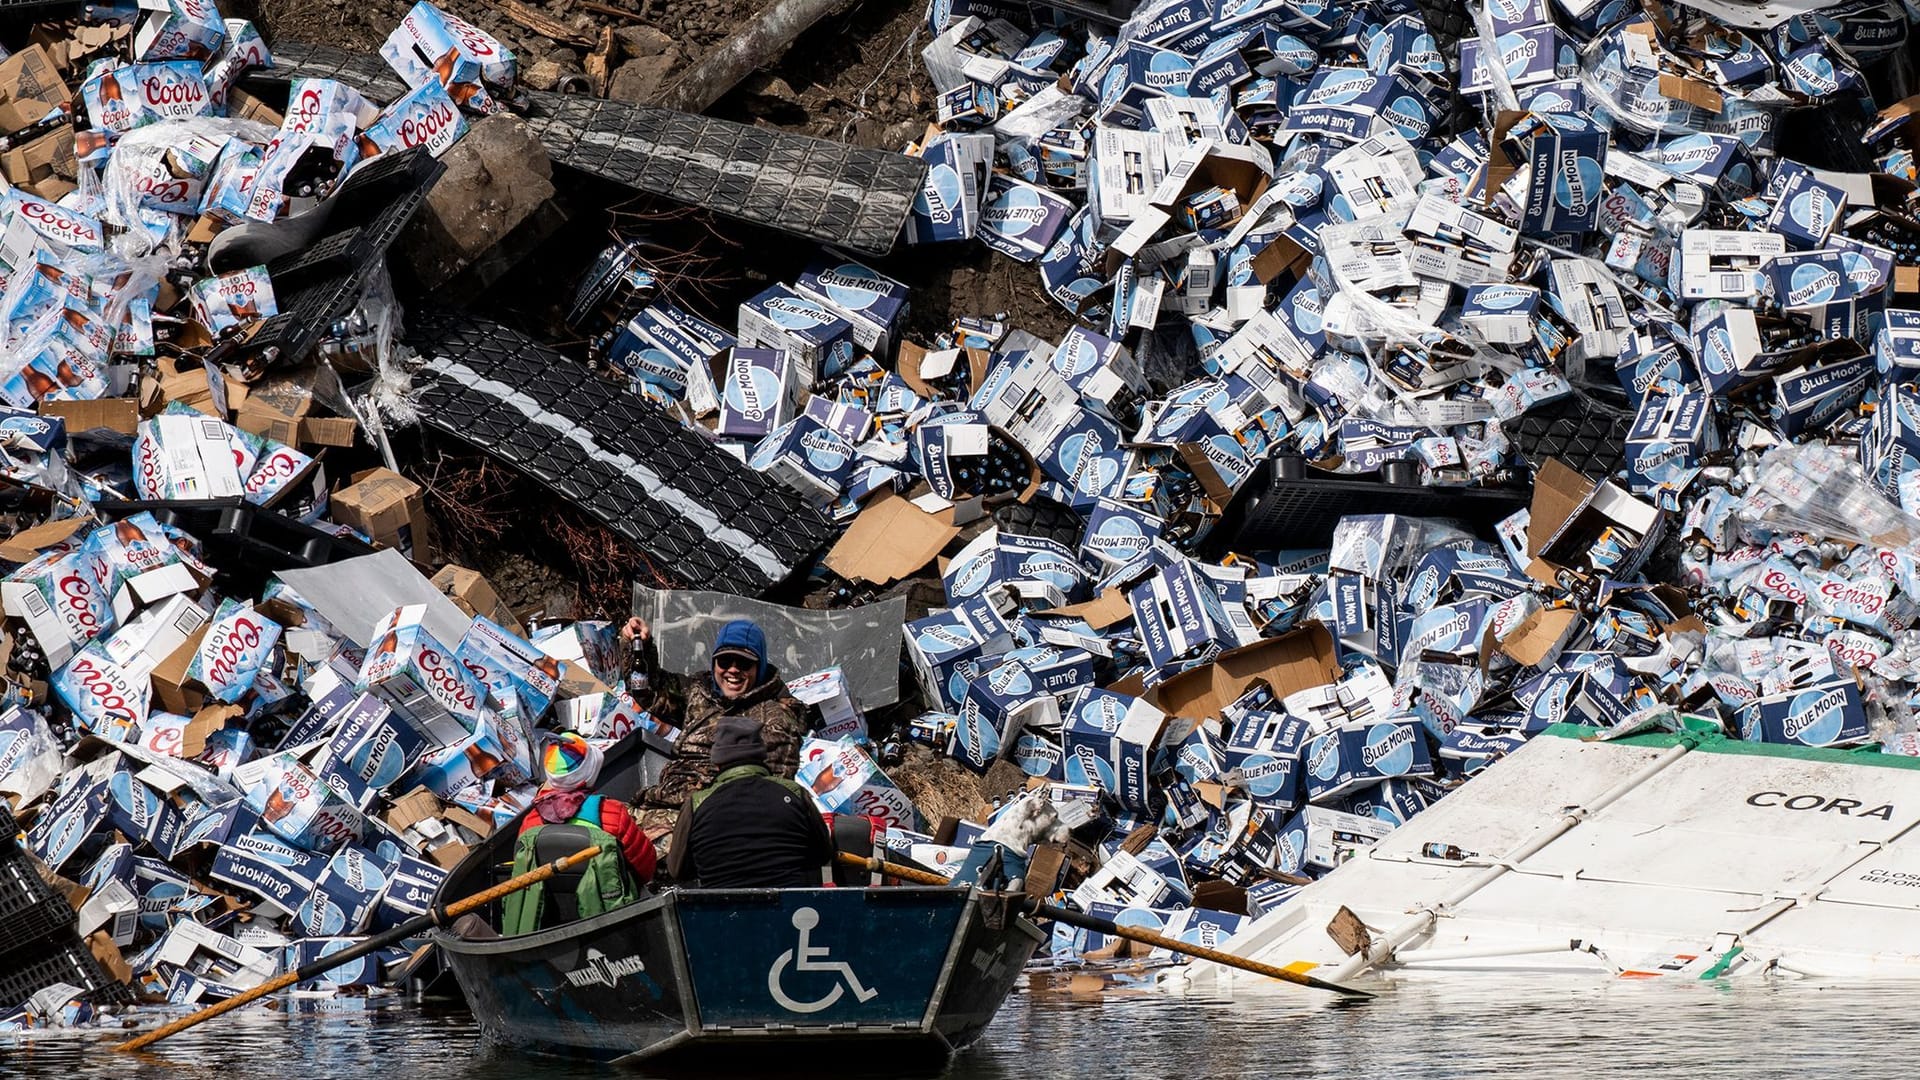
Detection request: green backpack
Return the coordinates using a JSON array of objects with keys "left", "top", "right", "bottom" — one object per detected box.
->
[{"left": 501, "top": 796, "right": 640, "bottom": 935}]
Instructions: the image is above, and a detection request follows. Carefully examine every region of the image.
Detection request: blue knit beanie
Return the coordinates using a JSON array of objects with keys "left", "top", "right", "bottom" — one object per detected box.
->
[{"left": 711, "top": 619, "right": 769, "bottom": 683}]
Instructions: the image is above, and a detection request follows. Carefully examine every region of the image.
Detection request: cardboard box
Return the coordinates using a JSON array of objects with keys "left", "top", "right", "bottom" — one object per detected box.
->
[
  {"left": 430, "top": 564, "right": 523, "bottom": 637},
  {"left": 0, "top": 45, "right": 71, "bottom": 132},
  {"left": 793, "top": 257, "right": 909, "bottom": 355},
  {"left": 713, "top": 346, "right": 803, "bottom": 439},
  {"left": 823, "top": 490, "right": 961, "bottom": 586},
  {"left": 909, "top": 132, "right": 993, "bottom": 243},
  {"left": 1144, "top": 624, "right": 1340, "bottom": 722},
  {"left": 1741, "top": 677, "right": 1870, "bottom": 747},
  {"left": 1674, "top": 229, "right": 1786, "bottom": 301},
  {"left": 355, "top": 603, "right": 486, "bottom": 745},
  {"left": 1623, "top": 390, "right": 1716, "bottom": 493},
  {"left": 1128, "top": 562, "right": 1221, "bottom": 669},
  {"left": 1220, "top": 709, "right": 1310, "bottom": 808},
  {"left": 1529, "top": 458, "right": 1666, "bottom": 580},
  {"left": 735, "top": 285, "right": 856, "bottom": 386},
  {"left": 330, "top": 467, "right": 435, "bottom": 564}
]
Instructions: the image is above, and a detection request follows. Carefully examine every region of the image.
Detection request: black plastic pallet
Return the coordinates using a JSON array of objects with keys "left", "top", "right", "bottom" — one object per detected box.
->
[
  {"left": 233, "top": 146, "right": 444, "bottom": 376},
  {"left": 0, "top": 860, "right": 77, "bottom": 962},
  {"left": 93, "top": 499, "right": 377, "bottom": 573},
  {"left": 0, "top": 940, "right": 131, "bottom": 1013},
  {"left": 1507, "top": 394, "right": 1635, "bottom": 482},
  {"left": 403, "top": 310, "right": 836, "bottom": 596},
  {"left": 993, "top": 496, "right": 1085, "bottom": 550},
  {"left": 1209, "top": 455, "right": 1530, "bottom": 553},
  {"left": 252, "top": 43, "right": 926, "bottom": 256}
]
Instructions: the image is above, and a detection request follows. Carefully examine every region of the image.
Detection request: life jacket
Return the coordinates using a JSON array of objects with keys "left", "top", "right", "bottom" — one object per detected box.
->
[{"left": 501, "top": 796, "right": 640, "bottom": 935}]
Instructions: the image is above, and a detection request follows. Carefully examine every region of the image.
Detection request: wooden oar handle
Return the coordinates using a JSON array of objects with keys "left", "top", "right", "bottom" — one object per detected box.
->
[
  {"left": 838, "top": 851, "right": 948, "bottom": 885},
  {"left": 116, "top": 844, "right": 604, "bottom": 1053},
  {"left": 836, "top": 851, "right": 1371, "bottom": 998}
]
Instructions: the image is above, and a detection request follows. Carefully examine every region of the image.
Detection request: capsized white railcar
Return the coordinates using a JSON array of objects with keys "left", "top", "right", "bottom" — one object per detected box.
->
[{"left": 1187, "top": 724, "right": 1920, "bottom": 989}]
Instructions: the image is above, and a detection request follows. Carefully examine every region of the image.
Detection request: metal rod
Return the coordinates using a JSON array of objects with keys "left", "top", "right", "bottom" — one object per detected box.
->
[{"left": 836, "top": 853, "right": 1372, "bottom": 999}]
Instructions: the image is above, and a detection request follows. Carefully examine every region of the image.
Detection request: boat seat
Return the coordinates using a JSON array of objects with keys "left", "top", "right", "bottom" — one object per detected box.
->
[{"left": 532, "top": 823, "right": 598, "bottom": 927}]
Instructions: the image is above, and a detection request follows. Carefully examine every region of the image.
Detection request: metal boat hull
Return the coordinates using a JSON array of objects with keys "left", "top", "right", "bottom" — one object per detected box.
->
[{"left": 437, "top": 885, "right": 1044, "bottom": 1068}]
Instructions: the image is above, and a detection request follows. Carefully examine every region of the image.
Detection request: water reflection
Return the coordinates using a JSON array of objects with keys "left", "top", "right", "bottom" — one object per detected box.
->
[{"left": 1, "top": 975, "right": 1912, "bottom": 1079}]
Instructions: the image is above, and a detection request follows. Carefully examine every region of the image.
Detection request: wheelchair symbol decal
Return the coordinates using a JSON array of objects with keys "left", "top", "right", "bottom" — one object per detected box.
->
[{"left": 768, "top": 906, "right": 878, "bottom": 1013}]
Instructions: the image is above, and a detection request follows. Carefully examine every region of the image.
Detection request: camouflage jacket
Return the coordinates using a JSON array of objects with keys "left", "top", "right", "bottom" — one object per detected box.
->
[{"left": 637, "top": 668, "right": 807, "bottom": 809}]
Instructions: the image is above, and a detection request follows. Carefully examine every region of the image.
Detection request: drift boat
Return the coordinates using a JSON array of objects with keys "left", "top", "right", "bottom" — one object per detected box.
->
[
  {"left": 435, "top": 883, "right": 1044, "bottom": 1067},
  {"left": 429, "top": 734, "right": 1044, "bottom": 1067}
]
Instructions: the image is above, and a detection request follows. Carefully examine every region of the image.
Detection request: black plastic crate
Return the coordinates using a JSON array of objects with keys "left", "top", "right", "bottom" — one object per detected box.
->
[
  {"left": 993, "top": 496, "right": 1085, "bottom": 550},
  {"left": 404, "top": 309, "right": 836, "bottom": 596},
  {"left": 1507, "top": 394, "right": 1635, "bottom": 481},
  {"left": 94, "top": 498, "right": 376, "bottom": 574},
  {"left": 0, "top": 940, "right": 131, "bottom": 1013},
  {"left": 232, "top": 146, "right": 443, "bottom": 375},
  {"left": 1209, "top": 455, "right": 1530, "bottom": 553},
  {"left": 0, "top": 859, "right": 76, "bottom": 962}
]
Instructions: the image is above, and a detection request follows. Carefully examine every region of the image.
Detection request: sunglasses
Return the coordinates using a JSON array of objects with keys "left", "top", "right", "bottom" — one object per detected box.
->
[{"left": 713, "top": 655, "right": 755, "bottom": 673}]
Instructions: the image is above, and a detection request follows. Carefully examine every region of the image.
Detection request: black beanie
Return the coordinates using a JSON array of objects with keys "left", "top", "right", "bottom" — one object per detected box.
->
[{"left": 711, "top": 716, "right": 769, "bottom": 769}]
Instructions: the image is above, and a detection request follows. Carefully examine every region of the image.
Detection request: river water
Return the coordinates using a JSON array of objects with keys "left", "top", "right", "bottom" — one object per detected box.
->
[{"left": 0, "top": 973, "right": 1910, "bottom": 1079}]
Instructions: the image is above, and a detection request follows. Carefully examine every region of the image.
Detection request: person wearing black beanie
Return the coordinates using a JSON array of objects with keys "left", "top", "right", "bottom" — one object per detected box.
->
[{"left": 670, "top": 717, "right": 834, "bottom": 888}]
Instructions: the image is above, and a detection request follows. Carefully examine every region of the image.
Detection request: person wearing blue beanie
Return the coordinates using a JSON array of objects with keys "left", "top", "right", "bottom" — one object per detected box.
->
[{"left": 629, "top": 616, "right": 809, "bottom": 857}]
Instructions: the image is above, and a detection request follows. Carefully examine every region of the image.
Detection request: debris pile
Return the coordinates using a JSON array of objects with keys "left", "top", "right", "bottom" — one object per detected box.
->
[
  {"left": 669, "top": 0, "right": 1920, "bottom": 961},
  {"left": 6, "top": 0, "right": 1920, "bottom": 1020}
]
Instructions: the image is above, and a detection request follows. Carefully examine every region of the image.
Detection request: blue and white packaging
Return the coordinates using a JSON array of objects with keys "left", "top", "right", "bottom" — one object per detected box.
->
[
  {"left": 910, "top": 132, "right": 994, "bottom": 243},
  {"left": 315, "top": 693, "right": 425, "bottom": 811},
  {"left": 749, "top": 416, "right": 858, "bottom": 503},
  {"left": 714, "top": 346, "right": 803, "bottom": 439},
  {"left": 1460, "top": 27, "right": 1566, "bottom": 93},
  {"left": 735, "top": 285, "right": 856, "bottom": 386},
  {"left": 1765, "top": 163, "right": 1846, "bottom": 249},
  {"left": 793, "top": 258, "right": 910, "bottom": 355},
  {"left": 1060, "top": 686, "right": 1132, "bottom": 797},
  {"left": 1081, "top": 497, "right": 1164, "bottom": 569},
  {"left": 1460, "top": 282, "right": 1541, "bottom": 346},
  {"left": 978, "top": 174, "right": 1076, "bottom": 263},
  {"left": 1220, "top": 709, "right": 1310, "bottom": 809},
  {"left": 1623, "top": 390, "right": 1716, "bottom": 494},
  {"left": 1520, "top": 121, "right": 1607, "bottom": 234},
  {"left": 1129, "top": 560, "right": 1235, "bottom": 669},
  {"left": 904, "top": 610, "right": 992, "bottom": 711},
  {"left": 1763, "top": 249, "right": 1870, "bottom": 313},
  {"left": 1741, "top": 678, "right": 1870, "bottom": 748}
]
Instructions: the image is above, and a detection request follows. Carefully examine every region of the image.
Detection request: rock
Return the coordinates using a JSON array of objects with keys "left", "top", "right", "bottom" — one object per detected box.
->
[
  {"left": 397, "top": 114, "right": 558, "bottom": 294},
  {"left": 521, "top": 58, "right": 568, "bottom": 91},
  {"left": 882, "top": 120, "right": 921, "bottom": 149},
  {"left": 741, "top": 73, "right": 797, "bottom": 101},
  {"left": 614, "top": 24, "right": 675, "bottom": 58},
  {"left": 607, "top": 50, "right": 681, "bottom": 104}
]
